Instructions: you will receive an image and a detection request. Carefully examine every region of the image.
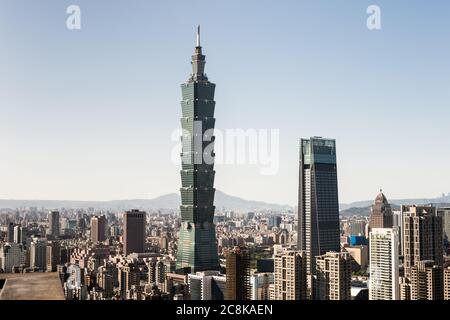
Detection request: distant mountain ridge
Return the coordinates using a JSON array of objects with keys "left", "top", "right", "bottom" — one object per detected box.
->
[
  {"left": 1, "top": 192, "right": 449, "bottom": 214},
  {"left": 0, "top": 190, "right": 292, "bottom": 212}
]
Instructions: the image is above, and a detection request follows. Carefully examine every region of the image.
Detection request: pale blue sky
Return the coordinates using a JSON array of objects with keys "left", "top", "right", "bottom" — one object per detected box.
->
[{"left": 0, "top": 0, "right": 449, "bottom": 205}]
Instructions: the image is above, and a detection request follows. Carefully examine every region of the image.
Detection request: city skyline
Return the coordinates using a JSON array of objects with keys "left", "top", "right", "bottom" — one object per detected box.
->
[
  {"left": 1, "top": 0, "right": 450, "bottom": 206},
  {"left": 2, "top": 0, "right": 450, "bottom": 308}
]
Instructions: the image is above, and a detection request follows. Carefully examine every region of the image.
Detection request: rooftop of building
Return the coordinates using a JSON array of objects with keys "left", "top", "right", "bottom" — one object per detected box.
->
[
  {"left": 0, "top": 272, "right": 65, "bottom": 300},
  {"left": 374, "top": 191, "right": 389, "bottom": 204}
]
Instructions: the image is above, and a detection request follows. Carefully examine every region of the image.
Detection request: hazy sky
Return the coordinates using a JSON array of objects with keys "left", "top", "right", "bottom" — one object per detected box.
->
[{"left": 0, "top": 0, "right": 449, "bottom": 205}]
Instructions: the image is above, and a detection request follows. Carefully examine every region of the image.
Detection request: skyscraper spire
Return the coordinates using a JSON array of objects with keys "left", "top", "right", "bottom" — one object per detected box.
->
[
  {"left": 191, "top": 25, "right": 206, "bottom": 82},
  {"left": 196, "top": 25, "right": 201, "bottom": 47}
]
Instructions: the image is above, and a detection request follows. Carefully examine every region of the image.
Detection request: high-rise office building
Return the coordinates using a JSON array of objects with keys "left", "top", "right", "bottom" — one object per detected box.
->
[
  {"left": 369, "top": 191, "right": 393, "bottom": 229},
  {"left": 393, "top": 210, "right": 404, "bottom": 256},
  {"left": 98, "top": 266, "right": 114, "bottom": 298},
  {"left": 46, "top": 241, "right": 61, "bottom": 272},
  {"left": 60, "top": 246, "right": 71, "bottom": 265},
  {"left": 161, "top": 273, "right": 189, "bottom": 300},
  {"left": 369, "top": 228, "right": 399, "bottom": 300},
  {"left": 225, "top": 247, "right": 251, "bottom": 300},
  {"left": 48, "top": 211, "right": 60, "bottom": 239},
  {"left": 13, "top": 225, "right": 22, "bottom": 244},
  {"left": 0, "top": 242, "right": 26, "bottom": 273},
  {"left": 66, "top": 264, "right": 82, "bottom": 288},
  {"left": 7, "top": 222, "right": 15, "bottom": 242},
  {"left": 315, "top": 251, "right": 352, "bottom": 300},
  {"left": 211, "top": 276, "right": 227, "bottom": 300},
  {"left": 147, "top": 258, "right": 157, "bottom": 284},
  {"left": 188, "top": 271, "right": 226, "bottom": 300},
  {"left": 91, "top": 215, "right": 107, "bottom": 243},
  {"left": 110, "top": 225, "right": 120, "bottom": 238},
  {"left": 437, "top": 207, "right": 450, "bottom": 241},
  {"left": 65, "top": 264, "right": 84, "bottom": 300},
  {"left": 123, "top": 210, "right": 146, "bottom": 255},
  {"left": 118, "top": 264, "right": 140, "bottom": 298},
  {"left": 410, "top": 260, "right": 443, "bottom": 300},
  {"left": 268, "top": 216, "right": 282, "bottom": 229},
  {"left": 30, "top": 237, "right": 48, "bottom": 271},
  {"left": 274, "top": 250, "right": 307, "bottom": 300},
  {"left": 402, "top": 205, "right": 443, "bottom": 279},
  {"left": 347, "top": 219, "right": 367, "bottom": 236},
  {"left": 154, "top": 259, "right": 176, "bottom": 285},
  {"left": 297, "top": 137, "right": 340, "bottom": 275},
  {"left": 60, "top": 218, "right": 77, "bottom": 237},
  {"left": 155, "top": 260, "right": 166, "bottom": 285},
  {"left": 176, "top": 26, "right": 219, "bottom": 273},
  {"left": 78, "top": 216, "right": 86, "bottom": 232}
]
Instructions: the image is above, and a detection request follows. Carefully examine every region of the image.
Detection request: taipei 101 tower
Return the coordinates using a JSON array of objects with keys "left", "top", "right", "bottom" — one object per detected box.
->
[{"left": 176, "top": 26, "right": 219, "bottom": 272}]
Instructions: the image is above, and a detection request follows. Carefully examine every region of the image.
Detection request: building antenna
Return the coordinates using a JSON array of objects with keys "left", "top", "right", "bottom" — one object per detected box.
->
[{"left": 196, "top": 25, "right": 201, "bottom": 47}]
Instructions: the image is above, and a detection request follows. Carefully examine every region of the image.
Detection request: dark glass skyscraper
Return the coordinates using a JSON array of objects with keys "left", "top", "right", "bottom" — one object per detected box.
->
[
  {"left": 48, "top": 210, "right": 60, "bottom": 239},
  {"left": 297, "top": 137, "right": 340, "bottom": 275},
  {"left": 123, "top": 210, "right": 146, "bottom": 256},
  {"left": 176, "top": 26, "right": 219, "bottom": 272}
]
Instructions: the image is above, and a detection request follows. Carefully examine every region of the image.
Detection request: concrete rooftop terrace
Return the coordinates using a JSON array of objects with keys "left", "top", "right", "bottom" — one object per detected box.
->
[{"left": 0, "top": 272, "right": 65, "bottom": 300}]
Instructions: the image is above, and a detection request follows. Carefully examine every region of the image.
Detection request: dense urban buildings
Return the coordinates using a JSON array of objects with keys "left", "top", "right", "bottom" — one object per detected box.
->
[
  {"left": 123, "top": 210, "right": 146, "bottom": 255},
  {"left": 297, "top": 137, "right": 340, "bottom": 276},
  {"left": 0, "top": 197, "right": 448, "bottom": 301},
  {"left": 176, "top": 26, "right": 219, "bottom": 273}
]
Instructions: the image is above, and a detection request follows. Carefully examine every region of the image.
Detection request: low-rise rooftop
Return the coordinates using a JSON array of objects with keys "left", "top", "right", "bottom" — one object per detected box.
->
[{"left": 0, "top": 273, "right": 65, "bottom": 300}]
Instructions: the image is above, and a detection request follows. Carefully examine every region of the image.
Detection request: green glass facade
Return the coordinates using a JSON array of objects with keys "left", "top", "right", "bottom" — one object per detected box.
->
[{"left": 176, "top": 30, "right": 219, "bottom": 272}]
